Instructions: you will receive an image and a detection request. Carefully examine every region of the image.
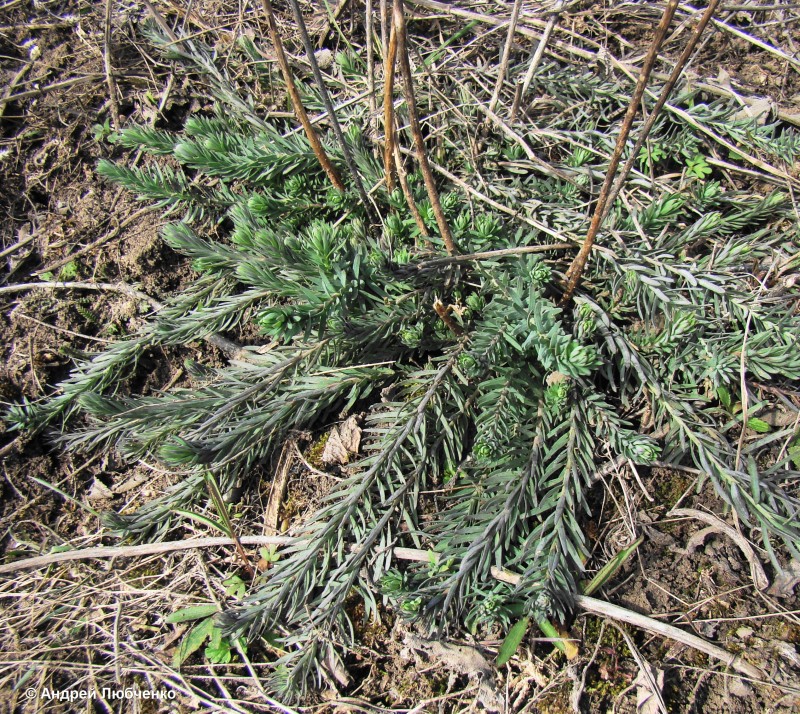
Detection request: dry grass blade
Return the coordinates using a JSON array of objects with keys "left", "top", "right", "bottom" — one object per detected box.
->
[
  {"left": 671, "top": 508, "right": 769, "bottom": 590},
  {"left": 520, "top": 0, "right": 565, "bottom": 98},
  {"left": 366, "top": 0, "right": 377, "bottom": 127},
  {"left": 487, "top": 566, "right": 766, "bottom": 681},
  {"left": 680, "top": 1, "right": 800, "bottom": 70},
  {"left": 103, "top": 0, "right": 120, "bottom": 130},
  {"left": 0, "top": 536, "right": 292, "bottom": 575},
  {"left": 316, "top": 0, "right": 353, "bottom": 49},
  {"left": 0, "top": 74, "right": 105, "bottom": 108},
  {"left": 264, "top": 443, "right": 294, "bottom": 536}
]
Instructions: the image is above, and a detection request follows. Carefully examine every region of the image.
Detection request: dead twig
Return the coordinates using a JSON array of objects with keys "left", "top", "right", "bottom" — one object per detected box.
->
[
  {"left": 0, "top": 280, "right": 249, "bottom": 361},
  {"left": 103, "top": 0, "right": 121, "bottom": 130},
  {"left": 488, "top": 0, "right": 524, "bottom": 113},
  {"left": 488, "top": 566, "right": 766, "bottom": 681},
  {"left": 0, "top": 60, "right": 31, "bottom": 120},
  {"left": 286, "top": 0, "right": 378, "bottom": 225},
  {"left": 393, "top": 0, "right": 457, "bottom": 255},
  {"left": 680, "top": 1, "right": 800, "bottom": 70},
  {"left": 366, "top": 0, "right": 377, "bottom": 131},
  {"left": 35, "top": 204, "right": 158, "bottom": 276},
  {"left": 0, "top": 280, "right": 160, "bottom": 304},
  {"left": 471, "top": 97, "right": 586, "bottom": 190},
  {"left": 0, "top": 225, "right": 37, "bottom": 262},
  {"left": 520, "top": 0, "right": 565, "bottom": 98},
  {"left": 317, "top": 0, "right": 353, "bottom": 48},
  {"left": 433, "top": 299, "right": 463, "bottom": 336},
  {"left": 394, "top": 142, "right": 430, "bottom": 238},
  {"left": 382, "top": 544, "right": 767, "bottom": 680},
  {"left": 0, "top": 74, "right": 105, "bottom": 109},
  {"left": 0, "top": 536, "right": 292, "bottom": 575},
  {"left": 264, "top": 442, "right": 294, "bottom": 536},
  {"left": 415, "top": 242, "right": 573, "bottom": 269},
  {"left": 383, "top": 23, "right": 399, "bottom": 191},
  {"left": 603, "top": 0, "right": 722, "bottom": 226},
  {"left": 560, "top": 0, "right": 681, "bottom": 306},
  {"left": 260, "top": 0, "right": 345, "bottom": 191}
]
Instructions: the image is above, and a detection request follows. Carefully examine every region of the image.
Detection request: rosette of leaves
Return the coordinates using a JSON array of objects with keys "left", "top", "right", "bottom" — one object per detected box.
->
[{"left": 8, "top": 25, "right": 800, "bottom": 699}]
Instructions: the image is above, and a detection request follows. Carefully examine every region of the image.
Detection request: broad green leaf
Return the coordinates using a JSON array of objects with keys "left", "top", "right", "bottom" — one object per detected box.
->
[
  {"left": 224, "top": 575, "right": 246, "bottom": 598},
  {"left": 789, "top": 443, "right": 800, "bottom": 470},
  {"left": 173, "top": 617, "right": 214, "bottom": 668},
  {"left": 205, "top": 641, "right": 233, "bottom": 664},
  {"left": 165, "top": 604, "right": 219, "bottom": 624},
  {"left": 746, "top": 417, "right": 771, "bottom": 433},
  {"left": 496, "top": 616, "right": 530, "bottom": 666}
]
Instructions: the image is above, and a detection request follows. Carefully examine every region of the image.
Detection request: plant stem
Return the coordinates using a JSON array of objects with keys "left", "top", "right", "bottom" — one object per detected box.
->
[
  {"left": 394, "top": 142, "right": 430, "bottom": 238},
  {"left": 383, "top": 23, "right": 398, "bottom": 191},
  {"left": 488, "top": 0, "right": 523, "bottom": 113},
  {"left": 366, "top": 0, "right": 377, "bottom": 131},
  {"left": 0, "top": 536, "right": 292, "bottom": 575},
  {"left": 433, "top": 299, "right": 463, "bottom": 336},
  {"left": 286, "top": 0, "right": 379, "bottom": 226},
  {"left": 416, "top": 242, "right": 573, "bottom": 270},
  {"left": 260, "top": 0, "right": 345, "bottom": 192},
  {"left": 559, "top": 0, "right": 680, "bottom": 306},
  {"left": 205, "top": 471, "right": 255, "bottom": 578},
  {"left": 602, "top": 0, "right": 722, "bottom": 225},
  {"left": 393, "top": 0, "right": 457, "bottom": 255}
]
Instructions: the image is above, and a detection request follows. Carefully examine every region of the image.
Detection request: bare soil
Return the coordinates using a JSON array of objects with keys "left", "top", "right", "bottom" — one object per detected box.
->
[{"left": 1, "top": 1, "right": 799, "bottom": 713}]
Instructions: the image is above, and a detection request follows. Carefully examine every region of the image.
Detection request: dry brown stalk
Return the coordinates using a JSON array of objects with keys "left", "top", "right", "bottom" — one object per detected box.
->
[
  {"left": 559, "top": 0, "right": 680, "bottom": 306},
  {"left": 603, "top": 0, "right": 722, "bottom": 226},
  {"left": 380, "top": 0, "right": 389, "bottom": 56},
  {"left": 393, "top": 0, "right": 457, "bottom": 255},
  {"left": 487, "top": 567, "right": 765, "bottom": 680},
  {"left": 520, "top": 0, "right": 565, "bottom": 98},
  {"left": 0, "top": 280, "right": 250, "bottom": 361},
  {"left": 0, "top": 74, "right": 105, "bottom": 108},
  {"left": 393, "top": 142, "right": 430, "bottom": 238},
  {"left": 286, "top": 0, "right": 378, "bottom": 225},
  {"left": 260, "top": 0, "right": 345, "bottom": 192},
  {"left": 36, "top": 203, "right": 157, "bottom": 276},
  {"left": 383, "top": 23, "right": 399, "bottom": 191},
  {"left": 103, "top": 0, "right": 120, "bottom": 130},
  {"left": 387, "top": 546, "right": 765, "bottom": 681},
  {"left": 416, "top": 242, "right": 573, "bottom": 270},
  {"left": 471, "top": 97, "right": 586, "bottom": 190},
  {"left": 0, "top": 536, "right": 292, "bottom": 575},
  {"left": 317, "top": 0, "right": 353, "bottom": 49}
]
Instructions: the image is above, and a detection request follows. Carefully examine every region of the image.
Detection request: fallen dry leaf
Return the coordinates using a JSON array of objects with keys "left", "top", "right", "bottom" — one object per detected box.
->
[{"left": 321, "top": 417, "right": 362, "bottom": 466}]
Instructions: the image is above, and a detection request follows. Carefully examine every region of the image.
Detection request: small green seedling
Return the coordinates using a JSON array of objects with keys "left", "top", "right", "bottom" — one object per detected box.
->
[
  {"left": 166, "top": 603, "right": 247, "bottom": 667},
  {"left": 686, "top": 153, "right": 712, "bottom": 179}
]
